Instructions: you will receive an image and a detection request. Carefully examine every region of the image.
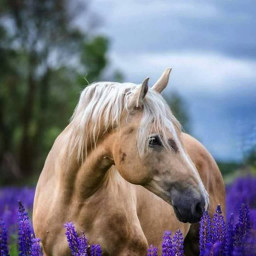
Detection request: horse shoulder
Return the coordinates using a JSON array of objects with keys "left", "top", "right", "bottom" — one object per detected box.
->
[{"left": 33, "top": 126, "right": 76, "bottom": 254}]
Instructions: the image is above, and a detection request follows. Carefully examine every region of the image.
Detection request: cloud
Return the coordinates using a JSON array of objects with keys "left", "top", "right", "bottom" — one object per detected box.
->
[
  {"left": 90, "top": 0, "right": 256, "bottom": 59},
  {"left": 110, "top": 51, "right": 256, "bottom": 95}
]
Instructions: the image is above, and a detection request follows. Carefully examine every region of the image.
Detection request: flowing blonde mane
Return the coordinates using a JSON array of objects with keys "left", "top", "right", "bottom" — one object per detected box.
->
[{"left": 68, "top": 81, "right": 181, "bottom": 161}]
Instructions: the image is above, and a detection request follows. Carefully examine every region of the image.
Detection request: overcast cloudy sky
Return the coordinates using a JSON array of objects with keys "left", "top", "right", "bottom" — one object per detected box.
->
[{"left": 82, "top": 0, "right": 256, "bottom": 161}]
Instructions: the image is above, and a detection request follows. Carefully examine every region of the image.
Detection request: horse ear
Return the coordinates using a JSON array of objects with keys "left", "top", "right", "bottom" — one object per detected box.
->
[
  {"left": 128, "top": 77, "right": 149, "bottom": 109},
  {"left": 152, "top": 68, "right": 172, "bottom": 93}
]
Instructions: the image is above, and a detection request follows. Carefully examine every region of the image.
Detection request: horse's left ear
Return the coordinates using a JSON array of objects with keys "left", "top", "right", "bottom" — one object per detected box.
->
[
  {"left": 152, "top": 68, "right": 172, "bottom": 93},
  {"left": 128, "top": 77, "right": 149, "bottom": 109}
]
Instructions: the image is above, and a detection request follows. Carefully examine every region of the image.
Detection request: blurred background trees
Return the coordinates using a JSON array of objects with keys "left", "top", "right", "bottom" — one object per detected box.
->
[
  {"left": 165, "top": 92, "right": 190, "bottom": 133},
  {"left": 0, "top": 0, "right": 112, "bottom": 184}
]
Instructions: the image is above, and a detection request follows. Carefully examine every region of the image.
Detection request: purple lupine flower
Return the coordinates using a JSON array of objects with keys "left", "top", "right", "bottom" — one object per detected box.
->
[
  {"left": 0, "top": 187, "right": 35, "bottom": 232},
  {"left": 224, "top": 214, "right": 234, "bottom": 256},
  {"left": 78, "top": 233, "right": 88, "bottom": 256},
  {"left": 31, "top": 238, "right": 42, "bottom": 256},
  {"left": 233, "top": 204, "right": 251, "bottom": 254},
  {"left": 64, "top": 222, "right": 80, "bottom": 256},
  {"left": 152, "top": 246, "right": 158, "bottom": 256},
  {"left": 232, "top": 245, "right": 243, "bottom": 256},
  {"left": 95, "top": 244, "right": 102, "bottom": 256},
  {"left": 91, "top": 244, "right": 102, "bottom": 256},
  {"left": 147, "top": 245, "right": 153, "bottom": 256},
  {"left": 226, "top": 175, "right": 256, "bottom": 221},
  {"left": 64, "top": 222, "right": 90, "bottom": 255},
  {"left": 0, "top": 219, "right": 9, "bottom": 256},
  {"left": 18, "top": 201, "right": 35, "bottom": 256},
  {"left": 162, "top": 231, "right": 173, "bottom": 256},
  {"left": 212, "top": 205, "right": 226, "bottom": 245},
  {"left": 200, "top": 211, "right": 212, "bottom": 255},
  {"left": 147, "top": 245, "right": 158, "bottom": 256},
  {"left": 201, "top": 241, "right": 222, "bottom": 256},
  {"left": 90, "top": 244, "right": 96, "bottom": 255},
  {"left": 212, "top": 241, "right": 223, "bottom": 256},
  {"left": 202, "top": 242, "right": 213, "bottom": 256},
  {"left": 249, "top": 209, "right": 256, "bottom": 229},
  {"left": 172, "top": 230, "right": 184, "bottom": 256},
  {"left": 233, "top": 222, "right": 244, "bottom": 253},
  {"left": 238, "top": 204, "right": 250, "bottom": 237},
  {"left": 243, "top": 229, "right": 256, "bottom": 255}
]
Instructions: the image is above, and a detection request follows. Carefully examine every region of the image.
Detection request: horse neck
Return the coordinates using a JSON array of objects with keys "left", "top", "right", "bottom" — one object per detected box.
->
[{"left": 62, "top": 129, "right": 115, "bottom": 200}]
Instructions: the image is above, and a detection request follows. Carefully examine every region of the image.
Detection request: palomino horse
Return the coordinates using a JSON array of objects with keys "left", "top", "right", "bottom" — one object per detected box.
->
[{"left": 33, "top": 69, "right": 225, "bottom": 256}]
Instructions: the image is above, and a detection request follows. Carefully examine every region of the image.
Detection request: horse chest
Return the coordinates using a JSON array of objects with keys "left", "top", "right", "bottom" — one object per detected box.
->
[
  {"left": 89, "top": 211, "right": 148, "bottom": 255},
  {"left": 76, "top": 183, "right": 148, "bottom": 255}
]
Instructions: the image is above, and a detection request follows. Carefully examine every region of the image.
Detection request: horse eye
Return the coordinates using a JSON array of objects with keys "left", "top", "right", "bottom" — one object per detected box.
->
[{"left": 149, "top": 135, "right": 162, "bottom": 147}]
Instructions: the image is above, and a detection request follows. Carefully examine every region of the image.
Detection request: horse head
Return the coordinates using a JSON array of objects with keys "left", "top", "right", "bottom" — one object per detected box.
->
[{"left": 111, "top": 69, "right": 209, "bottom": 223}]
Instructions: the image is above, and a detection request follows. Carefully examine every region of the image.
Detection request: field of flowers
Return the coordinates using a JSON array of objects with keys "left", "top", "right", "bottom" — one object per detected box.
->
[{"left": 0, "top": 175, "right": 256, "bottom": 256}]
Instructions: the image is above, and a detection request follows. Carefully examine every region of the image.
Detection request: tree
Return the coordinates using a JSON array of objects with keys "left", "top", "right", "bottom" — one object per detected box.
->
[{"left": 0, "top": 0, "right": 111, "bottom": 183}]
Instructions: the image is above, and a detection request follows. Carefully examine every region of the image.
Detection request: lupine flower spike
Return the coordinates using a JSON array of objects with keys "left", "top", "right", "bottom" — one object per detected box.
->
[
  {"left": 31, "top": 238, "right": 42, "bottom": 256},
  {"left": 64, "top": 222, "right": 80, "bottom": 256},
  {"left": 210, "top": 205, "right": 226, "bottom": 255},
  {"left": 162, "top": 231, "right": 173, "bottom": 256},
  {"left": 152, "top": 246, "right": 158, "bottom": 256},
  {"left": 147, "top": 245, "right": 158, "bottom": 256},
  {"left": 200, "top": 211, "right": 211, "bottom": 255},
  {"left": 95, "top": 244, "right": 102, "bottom": 256},
  {"left": 238, "top": 204, "right": 250, "bottom": 238},
  {"left": 91, "top": 244, "right": 102, "bottom": 256},
  {"left": 90, "top": 244, "right": 96, "bottom": 255},
  {"left": 233, "top": 204, "right": 251, "bottom": 254},
  {"left": 18, "top": 201, "right": 35, "bottom": 256},
  {"left": 147, "top": 245, "right": 153, "bottom": 256},
  {"left": 64, "top": 222, "right": 91, "bottom": 256},
  {"left": 173, "top": 230, "right": 184, "bottom": 256},
  {"left": 78, "top": 233, "right": 88, "bottom": 256},
  {"left": 0, "top": 219, "right": 9, "bottom": 256},
  {"left": 224, "top": 213, "right": 234, "bottom": 256},
  {"left": 212, "top": 205, "right": 226, "bottom": 244}
]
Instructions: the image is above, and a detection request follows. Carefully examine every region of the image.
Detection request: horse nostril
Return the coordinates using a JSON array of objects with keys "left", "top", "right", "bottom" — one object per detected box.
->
[
  {"left": 195, "top": 201, "right": 203, "bottom": 215},
  {"left": 192, "top": 198, "right": 205, "bottom": 218}
]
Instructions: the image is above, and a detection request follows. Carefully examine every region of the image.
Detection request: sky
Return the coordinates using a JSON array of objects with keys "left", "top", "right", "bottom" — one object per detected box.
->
[{"left": 81, "top": 0, "right": 256, "bottom": 161}]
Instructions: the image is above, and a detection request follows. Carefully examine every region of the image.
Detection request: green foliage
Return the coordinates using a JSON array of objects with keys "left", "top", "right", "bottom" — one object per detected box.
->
[
  {"left": 245, "top": 146, "right": 256, "bottom": 168},
  {"left": 217, "top": 161, "right": 242, "bottom": 177},
  {"left": 164, "top": 91, "right": 190, "bottom": 133},
  {"left": 9, "top": 235, "right": 19, "bottom": 256},
  {"left": 78, "top": 36, "right": 109, "bottom": 84}
]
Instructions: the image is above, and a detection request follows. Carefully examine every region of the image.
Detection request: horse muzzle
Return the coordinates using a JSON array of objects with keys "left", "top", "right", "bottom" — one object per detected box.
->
[{"left": 171, "top": 187, "right": 205, "bottom": 223}]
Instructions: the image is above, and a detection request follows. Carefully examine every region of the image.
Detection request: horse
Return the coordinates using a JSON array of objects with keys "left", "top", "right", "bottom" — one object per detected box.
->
[{"left": 33, "top": 69, "right": 225, "bottom": 256}]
